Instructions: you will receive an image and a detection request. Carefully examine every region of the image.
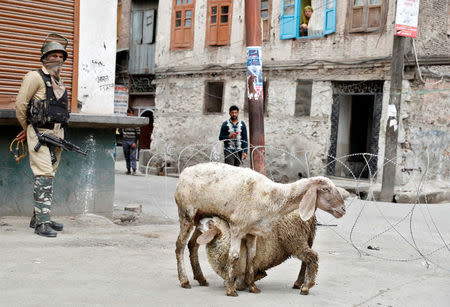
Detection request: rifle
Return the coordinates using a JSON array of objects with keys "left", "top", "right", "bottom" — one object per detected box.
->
[{"left": 34, "top": 132, "right": 88, "bottom": 159}]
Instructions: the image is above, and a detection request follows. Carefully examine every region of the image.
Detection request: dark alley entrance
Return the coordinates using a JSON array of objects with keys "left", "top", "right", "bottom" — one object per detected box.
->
[{"left": 328, "top": 81, "right": 383, "bottom": 179}]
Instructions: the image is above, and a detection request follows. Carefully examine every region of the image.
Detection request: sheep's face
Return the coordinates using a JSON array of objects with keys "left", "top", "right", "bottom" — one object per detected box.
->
[
  {"left": 197, "top": 217, "right": 225, "bottom": 245},
  {"left": 316, "top": 181, "right": 347, "bottom": 218}
]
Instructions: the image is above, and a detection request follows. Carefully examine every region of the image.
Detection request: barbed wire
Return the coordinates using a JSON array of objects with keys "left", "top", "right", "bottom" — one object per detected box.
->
[{"left": 140, "top": 140, "right": 449, "bottom": 272}]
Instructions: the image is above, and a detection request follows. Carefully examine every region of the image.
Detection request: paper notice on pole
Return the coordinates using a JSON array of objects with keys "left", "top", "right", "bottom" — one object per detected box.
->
[
  {"left": 389, "top": 119, "right": 398, "bottom": 131},
  {"left": 246, "top": 46, "right": 263, "bottom": 101},
  {"left": 387, "top": 104, "right": 397, "bottom": 117},
  {"left": 394, "top": 0, "right": 420, "bottom": 37}
]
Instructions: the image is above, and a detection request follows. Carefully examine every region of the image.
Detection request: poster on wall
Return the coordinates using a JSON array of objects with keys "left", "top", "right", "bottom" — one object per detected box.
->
[
  {"left": 246, "top": 46, "right": 263, "bottom": 101},
  {"left": 114, "top": 85, "right": 129, "bottom": 115},
  {"left": 394, "top": 0, "right": 420, "bottom": 37}
]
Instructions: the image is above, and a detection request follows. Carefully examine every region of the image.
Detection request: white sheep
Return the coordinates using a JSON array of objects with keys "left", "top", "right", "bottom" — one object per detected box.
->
[
  {"left": 190, "top": 186, "right": 350, "bottom": 295},
  {"left": 175, "top": 162, "right": 346, "bottom": 296}
]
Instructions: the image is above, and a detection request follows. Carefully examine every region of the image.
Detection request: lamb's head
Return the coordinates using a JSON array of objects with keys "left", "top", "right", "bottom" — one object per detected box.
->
[
  {"left": 299, "top": 177, "right": 348, "bottom": 221},
  {"left": 196, "top": 217, "right": 228, "bottom": 245}
]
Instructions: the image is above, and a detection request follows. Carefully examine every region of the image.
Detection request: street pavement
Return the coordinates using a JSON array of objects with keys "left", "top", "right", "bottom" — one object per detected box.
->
[{"left": 0, "top": 164, "right": 449, "bottom": 306}]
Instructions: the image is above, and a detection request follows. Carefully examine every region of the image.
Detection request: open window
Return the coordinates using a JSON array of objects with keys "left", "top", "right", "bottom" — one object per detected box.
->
[
  {"left": 204, "top": 81, "right": 224, "bottom": 114},
  {"left": 206, "top": 0, "right": 232, "bottom": 46},
  {"left": 171, "top": 0, "right": 195, "bottom": 50},
  {"left": 280, "top": 0, "right": 336, "bottom": 39},
  {"left": 349, "top": 0, "right": 385, "bottom": 33},
  {"left": 294, "top": 80, "right": 312, "bottom": 116}
]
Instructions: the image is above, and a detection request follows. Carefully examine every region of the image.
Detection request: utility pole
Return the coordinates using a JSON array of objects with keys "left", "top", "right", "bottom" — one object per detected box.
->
[
  {"left": 380, "top": 35, "right": 406, "bottom": 202},
  {"left": 245, "top": 0, "right": 266, "bottom": 174}
]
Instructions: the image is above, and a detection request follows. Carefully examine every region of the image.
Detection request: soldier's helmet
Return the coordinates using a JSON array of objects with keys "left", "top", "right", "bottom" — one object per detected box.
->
[{"left": 40, "top": 33, "right": 68, "bottom": 62}]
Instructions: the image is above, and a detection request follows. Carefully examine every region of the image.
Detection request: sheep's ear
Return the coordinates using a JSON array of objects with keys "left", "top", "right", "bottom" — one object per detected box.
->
[
  {"left": 298, "top": 185, "right": 317, "bottom": 221},
  {"left": 337, "top": 187, "right": 350, "bottom": 199},
  {"left": 196, "top": 227, "right": 220, "bottom": 245}
]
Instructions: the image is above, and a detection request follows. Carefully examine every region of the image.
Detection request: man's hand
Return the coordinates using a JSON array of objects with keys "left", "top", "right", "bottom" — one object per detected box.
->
[
  {"left": 229, "top": 132, "right": 239, "bottom": 139},
  {"left": 131, "top": 142, "right": 136, "bottom": 149},
  {"left": 242, "top": 153, "right": 247, "bottom": 160},
  {"left": 16, "top": 129, "right": 27, "bottom": 141}
]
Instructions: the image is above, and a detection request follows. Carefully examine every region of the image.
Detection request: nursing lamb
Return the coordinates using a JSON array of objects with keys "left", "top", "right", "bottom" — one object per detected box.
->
[
  {"left": 191, "top": 186, "right": 350, "bottom": 295},
  {"left": 175, "top": 162, "right": 346, "bottom": 296}
]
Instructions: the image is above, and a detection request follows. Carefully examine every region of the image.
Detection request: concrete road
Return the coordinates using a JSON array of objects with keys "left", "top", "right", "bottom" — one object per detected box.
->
[{"left": 1, "top": 171, "right": 449, "bottom": 306}]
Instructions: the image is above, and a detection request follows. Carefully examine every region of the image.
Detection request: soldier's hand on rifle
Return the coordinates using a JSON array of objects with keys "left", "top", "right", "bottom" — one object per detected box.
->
[{"left": 16, "top": 130, "right": 27, "bottom": 142}]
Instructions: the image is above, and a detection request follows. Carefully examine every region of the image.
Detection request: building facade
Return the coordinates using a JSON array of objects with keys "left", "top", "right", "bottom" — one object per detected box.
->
[{"left": 151, "top": 0, "right": 448, "bottom": 186}]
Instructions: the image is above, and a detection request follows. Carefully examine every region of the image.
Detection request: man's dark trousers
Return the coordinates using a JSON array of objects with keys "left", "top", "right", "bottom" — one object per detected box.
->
[
  {"left": 123, "top": 139, "right": 137, "bottom": 171},
  {"left": 224, "top": 150, "right": 243, "bottom": 166}
]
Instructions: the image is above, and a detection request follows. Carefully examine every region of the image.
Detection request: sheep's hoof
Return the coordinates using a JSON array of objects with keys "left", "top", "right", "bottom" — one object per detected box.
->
[
  {"left": 198, "top": 279, "right": 209, "bottom": 286},
  {"left": 300, "top": 287, "right": 309, "bottom": 295},
  {"left": 181, "top": 281, "right": 191, "bottom": 289},
  {"left": 249, "top": 285, "right": 261, "bottom": 294},
  {"left": 226, "top": 290, "right": 239, "bottom": 297}
]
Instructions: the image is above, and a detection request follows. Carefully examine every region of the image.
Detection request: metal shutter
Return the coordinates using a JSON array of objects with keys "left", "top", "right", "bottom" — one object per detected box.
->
[{"left": 0, "top": 0, "right": 76, "bottom": 109}]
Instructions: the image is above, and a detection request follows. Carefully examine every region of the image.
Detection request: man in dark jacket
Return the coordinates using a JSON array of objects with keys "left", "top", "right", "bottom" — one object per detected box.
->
[
  {"left": 121, "top": 108, "right": 140, "bottom": 175},
  {"left": 219, "top": 105, "right": 248, "bottom": 166}
]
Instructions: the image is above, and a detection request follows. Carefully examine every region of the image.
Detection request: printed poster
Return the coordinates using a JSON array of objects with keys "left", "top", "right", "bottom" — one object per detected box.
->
[
  {"left": 394, "top": 0, "right": 420, "bottom": 37},
  {"left": 246, "top": 46, "right": 263, "bottom": 101},
  {"left": 114, "top": 85, "right": 129, "bottom": 115}
]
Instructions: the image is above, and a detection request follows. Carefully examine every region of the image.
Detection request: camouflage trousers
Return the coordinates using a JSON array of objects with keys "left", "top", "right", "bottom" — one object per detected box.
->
[{"left": 33, "top": 176, "right": 54, "bottom": 224}]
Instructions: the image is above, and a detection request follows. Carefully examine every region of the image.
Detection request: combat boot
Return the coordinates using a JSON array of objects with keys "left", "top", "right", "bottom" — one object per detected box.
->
[
  {"left": 35, "top": 223, "right": 57, "bottom": 237},
  {"left": 29, "top": 212, "right": 63, "bottom": 231}
]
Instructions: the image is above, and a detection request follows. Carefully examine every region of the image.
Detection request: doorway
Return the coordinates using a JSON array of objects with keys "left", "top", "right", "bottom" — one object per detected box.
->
[
  {"left": 328, "top": 81, "right": 383, "bottom": 179},
  {"left": 139, "top": 110, "right": 154, "bottom": 150}
]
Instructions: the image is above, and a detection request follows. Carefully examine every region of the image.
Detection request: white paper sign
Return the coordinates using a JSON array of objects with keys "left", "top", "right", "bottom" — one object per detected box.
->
[
  {"left": 395, "top": 0, "right": 420, "bottom": 37},
  {"left": 387, "top": 104, "right": 397, "bottom": 118}
]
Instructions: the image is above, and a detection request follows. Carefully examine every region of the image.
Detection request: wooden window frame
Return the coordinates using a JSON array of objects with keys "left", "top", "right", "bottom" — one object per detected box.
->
[
  {"left": 348, "top": 0, "right": 386, "bottom": 33},
  {"left": 261, "top": 0, "right": 272, "bottom": 42},
  {"left": 170, "top": 0, "right": 195, "bottom": 50},
  {"left": 205, "top": 0, "right": 233, "bottom": 46}
]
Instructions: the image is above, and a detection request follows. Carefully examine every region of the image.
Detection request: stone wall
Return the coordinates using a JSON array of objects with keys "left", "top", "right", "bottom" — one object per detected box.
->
[
  {"left": 398, "top": 77, "right": 450, "bottom": 185},
  {"left": 415, "top": 0, "right": 450, "bottom": 58}
]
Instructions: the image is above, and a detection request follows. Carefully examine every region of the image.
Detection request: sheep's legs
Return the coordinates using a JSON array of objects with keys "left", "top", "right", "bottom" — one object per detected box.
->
[
  {"left": 244, "top": 234, "right": 261, "bottom": 293},
  {"left": 292, "top": 245, "right": 318, "bottom": 295},
  {"left": 225, "top": 231, "right": 242, "bottom": 296},
  {"left": 176, "top": 219, "right": 194, "bottom": 289},
  {"left": 293, "top": 262, "right": 306, "bottom": 289},
  {"left": 188, "top": 228, "right": 208, "bottom": 286}
]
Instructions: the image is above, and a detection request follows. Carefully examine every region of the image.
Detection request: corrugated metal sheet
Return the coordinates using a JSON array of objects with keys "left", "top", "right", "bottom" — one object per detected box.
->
[
  {"left": 129, "top": 9, "right": 156, "bottom": 75},
  {"left": 0, "top": 0, "right": 75, "bottom": 109}
]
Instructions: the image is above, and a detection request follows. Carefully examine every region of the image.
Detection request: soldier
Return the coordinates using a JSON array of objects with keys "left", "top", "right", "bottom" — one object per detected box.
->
[{"left": 15, "top": 34, "right": 70, "bottom": 237}]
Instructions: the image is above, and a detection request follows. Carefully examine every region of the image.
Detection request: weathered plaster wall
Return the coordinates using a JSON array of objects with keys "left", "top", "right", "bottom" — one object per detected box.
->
[
  {"left": 415, "top": 0, "right": 450, "bottom": 57},
  {"left": 155, "top": 0, "right": 395, "bottom": 71},
  {"left": 152, "top": 73, "right": 343, "bottom": 180},
  {"left": 78, "top": 0, "right": 117, "bottom": 114},
  {"left": 398, "top": 78, "right": 450, "bottom": 184}
]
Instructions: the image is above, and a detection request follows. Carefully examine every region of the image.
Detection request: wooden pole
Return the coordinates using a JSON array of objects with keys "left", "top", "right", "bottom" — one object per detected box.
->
[
  {"left": 245, "top": 0, "right": 266, "bottom": 175},
  {"left": 380, "top": 35, "right": 406, "bottom": 202}
]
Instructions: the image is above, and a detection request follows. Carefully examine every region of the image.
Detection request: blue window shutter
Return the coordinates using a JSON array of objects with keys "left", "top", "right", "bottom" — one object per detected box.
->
[
  {"left": 280, "top": 0, "right": 299, "bottom": 39},
  {"left": 323, "top": 0, "right": 336, "bottom": 35}
]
